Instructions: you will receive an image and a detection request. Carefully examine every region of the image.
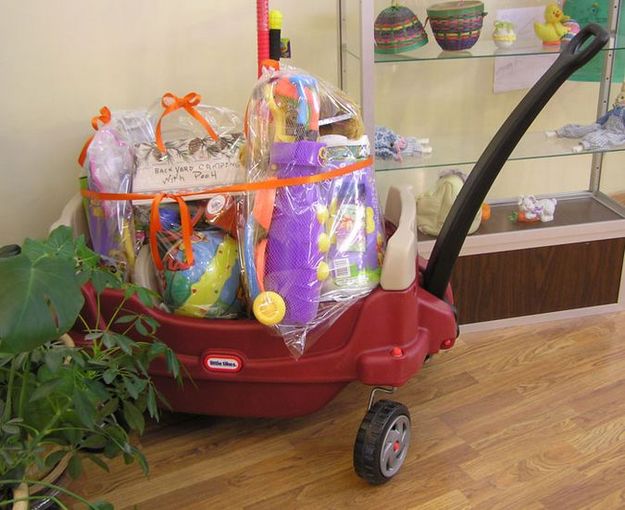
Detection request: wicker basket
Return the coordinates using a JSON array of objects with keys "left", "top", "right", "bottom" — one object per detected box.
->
[
  {"left": 374, "top": 2, "right": 428, "bottom": 54},
  {"left": 426, "top": 0, "right": 486, "bottom": 51}
]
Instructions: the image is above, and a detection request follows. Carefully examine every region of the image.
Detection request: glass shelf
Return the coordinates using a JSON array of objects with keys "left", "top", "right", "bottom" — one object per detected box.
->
[
  {"left": 373, "top": 39, "right": 625, "bottom": 63},
  {"left": 375, "top": 131, "right": 625, "bottom": 172},
  {"left": 416, "top": 194, "right": 625, "bottom": 242}
]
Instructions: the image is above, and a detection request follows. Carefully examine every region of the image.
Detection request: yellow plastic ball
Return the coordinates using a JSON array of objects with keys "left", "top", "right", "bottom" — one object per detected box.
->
[
  {"left": 318, "top": 232, "right": 331, "bottom": 253},
  {"left": 316, "top": 205, "right": 329, "bottom": 225},
  {"left": 317, "top": 261, "right": 330, "bottom": 281}
]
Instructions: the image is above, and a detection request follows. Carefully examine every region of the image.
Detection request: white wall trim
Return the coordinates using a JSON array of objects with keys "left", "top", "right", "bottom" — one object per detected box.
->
[
  {"left": 460, "top": 301, "right": 625, "bottom": 334},
  {"left": 418, "top": 219, "right": 625, "bottom": 259}
]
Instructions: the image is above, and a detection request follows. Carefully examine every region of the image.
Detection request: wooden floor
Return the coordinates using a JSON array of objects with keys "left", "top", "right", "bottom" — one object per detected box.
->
[{"left": 69, "top": 311, "right": 625, "bottom": 509}]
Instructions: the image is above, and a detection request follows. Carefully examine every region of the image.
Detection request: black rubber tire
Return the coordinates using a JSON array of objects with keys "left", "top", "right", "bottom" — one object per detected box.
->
[{"left": 353, "top": 399, "right": 411, "bottom": 485}]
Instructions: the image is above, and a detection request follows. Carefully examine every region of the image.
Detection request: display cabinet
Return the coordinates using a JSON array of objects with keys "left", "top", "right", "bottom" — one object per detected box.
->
[{"left": 338, "top": 0, "right": 625, "bottom": 326}]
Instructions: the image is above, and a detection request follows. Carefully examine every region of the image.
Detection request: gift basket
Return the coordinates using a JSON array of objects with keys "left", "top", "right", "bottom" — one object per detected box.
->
[
  {"left": 79, "top": 92, "right": 245, "bottom": 319},
  {"left": 241, "top": 66, "right": 385, "bottom": 356}
]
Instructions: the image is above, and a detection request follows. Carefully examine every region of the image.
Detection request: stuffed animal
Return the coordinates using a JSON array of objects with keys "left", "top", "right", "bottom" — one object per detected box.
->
[
  {"left": 417, "top": 169, "right": 484, "bottom": 236},
  {"left": 546, "top": 81, "right": 625, "bottom": 152},
  {"left": 374, "top": 126, "right": 431, "bottom": 161},
  {"left": 534, "top": 3, "right": 570, "bottom": 46},
  {"left": 510, "top": 195, "right": 557, "bottom": 223}
]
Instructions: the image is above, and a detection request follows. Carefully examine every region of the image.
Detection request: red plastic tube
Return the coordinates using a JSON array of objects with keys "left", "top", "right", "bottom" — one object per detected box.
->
[{"left": 257, "top": 0, "right": 269, "bottom": 77}]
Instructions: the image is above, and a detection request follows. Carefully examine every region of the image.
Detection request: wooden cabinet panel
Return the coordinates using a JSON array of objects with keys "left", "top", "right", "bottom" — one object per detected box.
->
[{"left": 451, "top": 238, "right": 625, "bottom": 324}]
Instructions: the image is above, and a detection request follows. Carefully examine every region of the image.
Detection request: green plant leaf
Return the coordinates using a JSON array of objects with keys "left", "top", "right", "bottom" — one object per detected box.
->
[
  {"left": 0, "top": 254, "right": 84, "bottom": 353},
  {"left": 133, "top": 447, "right": 149, "bottom": 476},
  {"left": 136, "top": 287, "right": 155, "bottom": 307},
  {"left": 45, "top": 449, "right": 67, "bottom": 469},
  {"left": 149, "top": 342, "right": 168, "bottom": 356},
  {"left": 84, "top": 379, "right": 109, "bottom": 401},
  {"left": 143, "top": 316, "right": 159, "bottom": 332},
  {"left": 146, "top": 385, "right": 158, "bottom": 419},
  {"left": 30, "top": 377, "right": 64, "bottom": 402},
  {"left": 165, "top": 349, "right": 180, "bottom": 379},
  {"left": 98, "top": 398, "right": 119, "bottom": 419},
  {"left": 1, "top": 423, "right": 20, "bottom": 434},
  {"left": 114, "top": 334, "right": 132, "bottom": 355},
  {"left": 122, "top": 401, "right": 145, "bottom": 435},
  {"left": 81, "top": 434, "right": 108, "bottom": 450},
  {"left": 91, "top": 269, "right": 121, "bottom": 295},
  {"left": 114, "top": 315, "right": 136, "bottom": 325},
  {"left": 75, "top": 235, "right": 100, "bottom": 269},
  {"left": 46, "top": 226, "right": 75, "bottom": 259},
  {"left": 68, "top": 453, "right": 83, "bottom": 478},
  {"left": 73, "top": 389, "right": 96, "bottom": 428},
  {"left": 101, "top": 332, "right": 116, "bottom": 349},
  {"left": 102, "top": 368, "right": 117, "bottom": 385},
  {"left": 44, "top": 349, "right": 63, "bottom": 373},
  {"left": 76, "top": 267, "right": 93, "bottom": 286},
  {"left": 123, "top": 377, "right": 139, "bottom": 400},
  {"left": 135, "top": 320, "right": 148, "bottom": 337},
  {"left": 123, "top": 286, "right": 137, "bottom": 300},
  {"left": 86, "top": 453, "right": 110, "bottom": 472},
  {"left": 91, "top": 501, "right": 114, "bottom": 510},
  {"left": 69, "top": 350, "right": 86, "bottom": 367}
]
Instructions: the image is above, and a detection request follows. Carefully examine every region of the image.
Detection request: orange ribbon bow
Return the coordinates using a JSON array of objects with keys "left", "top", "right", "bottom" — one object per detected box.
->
[
  {"left": 78, "top": 106, "right": 112, "bottom": 166},
  {"left": 155, "top": 92, "right": 219, "bottom": 154}
]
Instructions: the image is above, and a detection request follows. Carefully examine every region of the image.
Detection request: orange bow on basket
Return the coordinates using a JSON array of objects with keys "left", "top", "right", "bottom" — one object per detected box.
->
[{"left": 155, "top": 92, "right": 219, "bottom": 154}]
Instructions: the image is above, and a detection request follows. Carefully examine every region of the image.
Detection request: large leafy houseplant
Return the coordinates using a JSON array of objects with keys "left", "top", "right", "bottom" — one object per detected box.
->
[{"left": 0, "top": 227, "right": 180, "bottom": 509}]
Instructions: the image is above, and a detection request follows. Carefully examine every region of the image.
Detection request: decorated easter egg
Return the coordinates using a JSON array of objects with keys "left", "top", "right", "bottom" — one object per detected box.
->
[
  {"left": 561, "top": 19, "right": 581, "bottom": 45},
  {"left": 162, "top": 230, "right": 241, "bottom": 318}
]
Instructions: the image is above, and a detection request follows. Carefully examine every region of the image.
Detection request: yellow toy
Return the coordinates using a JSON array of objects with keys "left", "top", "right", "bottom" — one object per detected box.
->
[{"left": 534, "top": 3, "right": 570, "bottom": 46}]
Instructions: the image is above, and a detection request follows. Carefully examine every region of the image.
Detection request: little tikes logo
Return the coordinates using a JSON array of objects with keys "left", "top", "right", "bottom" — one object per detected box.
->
[{"left": 203, "top": 355, "right": 242, "bottom": 373}]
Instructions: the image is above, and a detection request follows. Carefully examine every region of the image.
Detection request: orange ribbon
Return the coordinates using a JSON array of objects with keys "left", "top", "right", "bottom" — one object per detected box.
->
[
  {"left": 78, "top": 106, "right": 112, "bottom": 166},
  {"left": 82, "top": 156, "right": 373, "bottom": 271},
  {"left": 149, "top": 193, "right": 194, "bottom": 271},
  {"left": 155, "top": 92, "right": 219, "bottom": 154}
]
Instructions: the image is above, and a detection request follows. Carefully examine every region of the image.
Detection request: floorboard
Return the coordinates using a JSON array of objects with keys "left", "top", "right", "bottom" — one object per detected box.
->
[{"left": 68, "top": 311, "right": 625, "bottom": 509}]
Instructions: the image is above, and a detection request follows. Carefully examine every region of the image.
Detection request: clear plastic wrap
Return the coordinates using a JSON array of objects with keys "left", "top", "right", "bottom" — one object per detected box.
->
[
  {"left": 241, "top": 66, "right": 385, "bottom": 357},
  {"left": 81, "top": 94, "right": 246, "bottom": 319},
  {"left": 135, "top": 94, "right": 246, "bottom": 319},
  {"left": 81, "top": 109, "right": 153, "bottom": 277}
]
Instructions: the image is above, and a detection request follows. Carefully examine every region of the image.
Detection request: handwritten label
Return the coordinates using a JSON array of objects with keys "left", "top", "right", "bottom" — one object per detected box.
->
[{"left": 132, "top": 135, "right": 244, "bottom": 204}]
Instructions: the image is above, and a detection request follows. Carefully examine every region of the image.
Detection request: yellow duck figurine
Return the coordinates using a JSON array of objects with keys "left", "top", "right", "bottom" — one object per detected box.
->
[{"left": 534, "top": 3, "right": 570, "bottom": 46}]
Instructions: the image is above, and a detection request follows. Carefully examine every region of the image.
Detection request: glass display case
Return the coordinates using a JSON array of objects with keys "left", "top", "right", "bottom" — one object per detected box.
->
[{"left": 338, "top": 0, "right": 625, "bottom": 325}]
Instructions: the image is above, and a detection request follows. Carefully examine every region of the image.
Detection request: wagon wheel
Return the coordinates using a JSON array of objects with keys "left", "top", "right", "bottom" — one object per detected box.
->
[{"left": 353, "top": 400, "right": 411, "bottom": 485}]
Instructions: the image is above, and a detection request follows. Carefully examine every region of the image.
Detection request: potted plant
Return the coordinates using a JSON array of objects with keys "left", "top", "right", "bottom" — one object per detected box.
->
[{"left": 0, "top": 226, "right": 181, "bottom": 509}]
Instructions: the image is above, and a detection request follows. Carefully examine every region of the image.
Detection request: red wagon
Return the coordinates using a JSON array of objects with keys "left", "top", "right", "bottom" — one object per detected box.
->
[{"left": 56, "top": 25, "right": 607, "bottom": 484}]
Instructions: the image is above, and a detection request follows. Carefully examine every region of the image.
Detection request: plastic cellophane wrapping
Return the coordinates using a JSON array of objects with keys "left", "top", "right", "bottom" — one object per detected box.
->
[
  {"left": 241, "top": 66, "right": 386, "bottom": 357},
  {"left": 82, "top": 96, "right": 246, "bottom": 319},
  {"left": 81, "top": 110, "right": 153, "bottom": 278},
  {"left": 135, "top": 98, "right": 245, "bottom": 319}
]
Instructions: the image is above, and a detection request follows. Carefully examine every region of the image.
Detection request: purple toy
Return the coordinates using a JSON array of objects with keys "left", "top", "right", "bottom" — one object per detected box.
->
[
  {"left": 262, "top": 141, "right": 327, "bottom": 324},
  {"left": 83, "top": 125, "right": 137, "bottom": 276}
]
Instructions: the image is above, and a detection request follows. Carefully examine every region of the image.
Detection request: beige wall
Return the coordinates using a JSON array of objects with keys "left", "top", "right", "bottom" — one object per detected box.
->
[
  {"left": 1, "top": 0, "right": 621, "bottom": 245},
  {"left": 0, "top": 0, "right": 338, "bottom": 245}
]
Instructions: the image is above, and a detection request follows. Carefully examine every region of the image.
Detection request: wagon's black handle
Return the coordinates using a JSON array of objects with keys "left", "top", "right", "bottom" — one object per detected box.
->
[{"left": 423, "top": 24, "right": 609, "bottom": 300}]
